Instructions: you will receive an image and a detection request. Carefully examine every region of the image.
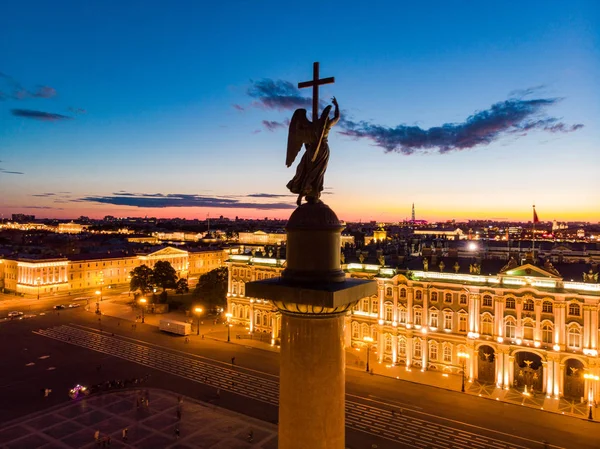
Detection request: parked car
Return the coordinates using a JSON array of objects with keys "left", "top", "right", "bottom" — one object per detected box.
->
[
  {"left": 8, "top": 311, "right": 24, "bottom": 319},
  {"left": 68, "top": 303, "right": 81, "bottom": 308},
  {"left": 53, "top": 305, "right": 66, "bottom": 310}
]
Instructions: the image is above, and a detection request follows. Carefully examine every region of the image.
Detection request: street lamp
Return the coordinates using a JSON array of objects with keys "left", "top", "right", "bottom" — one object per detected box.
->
[
  {"left": 364, "top": 336, "right": 374, "bottom": 373},
  {"left": 139, "top": 298, "right": 147, "bottom": 323},
  {"left": 583, "top": 373, "right": 599, "bottom": 420},
  {"left": 225, "top": 313, "right": 232, "bottom": 342},
  {"left": 194, "top": 307, "right": 203, "bottom": 336},
  {"left": 95, "top": 290, "right": 101, "bottom": 314},
  {"left": 458, "top": 351, "right": 470, "bottom": 393}
]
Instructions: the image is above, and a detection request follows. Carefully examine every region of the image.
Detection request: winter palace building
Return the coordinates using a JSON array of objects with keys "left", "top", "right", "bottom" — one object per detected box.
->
[{"left": 227, "top": 253, "right": 600, "bottom": 403}]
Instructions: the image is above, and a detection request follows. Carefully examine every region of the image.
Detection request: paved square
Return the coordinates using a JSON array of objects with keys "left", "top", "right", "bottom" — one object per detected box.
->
[{"left": 0, "top": 389, "right": 278, "bottom": 448}]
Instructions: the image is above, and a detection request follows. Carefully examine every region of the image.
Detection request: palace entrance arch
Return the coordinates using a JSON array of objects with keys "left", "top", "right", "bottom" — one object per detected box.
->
[
  {"left": 514, "top": 352, "right": 543, "bottom": 393},
  {"left": 477, "top": 345, "right": 496, "bottom": 384},
  {"left": 563, "top": 358, "right": 585, "bottom": 400}
]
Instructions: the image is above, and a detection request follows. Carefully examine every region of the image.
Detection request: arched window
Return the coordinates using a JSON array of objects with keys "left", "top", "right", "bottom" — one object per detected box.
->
[
  {"left": 443, "top": 345, "right": 452, "bottom": 363},
  {"left": 542, "top": 323, "right": 553, "bottom": 344},
  {"left": 414, "top": 339, "right": 422, "bottom": 358},
  {"left": 567, "top": 326, "right": 582, "bottom": 349},
  {"left": 523, "top": 321, "right": 534, "bottom": 340},
  {"left": 444, "top": 293, "right": 452, "bottom": 303},
  {"left": 361, "top": 323, "right": 370, "bottom": 339},
  {"left": 542, "top": 301, "right": 553, "bottom": 313},
  {"left": 505, "top": 298, "right": 515, "bottom": 309},
  {"left": 398, "top": 337, "right": 406, "bottom": 355},
  {"left": 352, "top": 322, "right": 360, "bottom": 339},
  {"left": 398, "top": 306, "right": 406, "bottom": 324},
  {"left": 415, "top": 290, "right": 422, "bottom": 300},
  {"left": 429, "top": 341, "right": 438, "bottom": 361},
  {"left": 362, "top": 298, "right": 369, "bottom": 312},
  {"left": 430, "top": 292, "right": 438, "bottom": 302},
  {"left": 444, "top": 311, "right": 453, "bottom": 330},
  {"left": 483, "top": 295, "right": 493, "bottom": 307},
  {"left": 481, "top": 314, "right": 493, "bottom": 335},
  {"left": 255, "top": 312, "right": 261, "bottom": 326},
  {"left": 505, "top": 317, "right": 516, "bottom": 339},
  {"left": 459, "top": 294, "right": 467, "bottom": 305},
  {"left": 263, "top": 314, "right": 268, "bottom": 327},
  {"left": 458, "top": 312, "right": 468, "bottom": 332},
  {"left": 385, "top": 334, "right": 392, "bottom": 352},
  {"left": 430, "top": 310, "right": 439, "bottom": 328},
  {"left": 414, "top": 308, "right": 422, "bottom": 326},
  {"left": 568, "top": 303, "right": 581, "bottom": 317},
  {"left": 371, "top": 299, "right": 379, "bottom": 315},
  {"left": 386, "top": 287, "right": 393, "bottom": 297},
  {"left": 385, "top": 303, "right": 393, "bottom": 322},
  {"left": 523, "top": 299, "right": 534, "bottom": 312},
  {"left": 232, "top": 285, "right": 238, "bottom": 295},
  {"left": 400, "top": 288, "right": 407, "bottom": 298}
]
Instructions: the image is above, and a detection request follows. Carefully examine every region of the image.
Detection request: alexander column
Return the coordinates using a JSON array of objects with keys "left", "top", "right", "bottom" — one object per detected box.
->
[{"left": 246, "top": 62, "right": 377, "bottom": 449}]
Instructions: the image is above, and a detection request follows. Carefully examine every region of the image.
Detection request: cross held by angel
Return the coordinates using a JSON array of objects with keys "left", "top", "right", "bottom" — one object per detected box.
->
[{"left": 286, "top": 62, "right": 339, "bottom": 206}]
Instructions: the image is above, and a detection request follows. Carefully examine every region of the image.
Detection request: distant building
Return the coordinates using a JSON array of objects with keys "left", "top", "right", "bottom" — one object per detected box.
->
[
  {"left": 413, "top": 228, "right": 466, "bottom": 240},
  {"left": 11, "top": 214, "right": 35, "bottom": 222},
  {"left": 238, "top": 231, "right": 287, "bottom": 245},
  {"left": 57, "top": 222, "right": 89, "bottom": 234}
]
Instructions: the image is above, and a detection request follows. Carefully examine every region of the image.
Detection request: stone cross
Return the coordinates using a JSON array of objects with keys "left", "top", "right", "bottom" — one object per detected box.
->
[{"left": 298, "top": 62, "right": 335, "bottom": 121}]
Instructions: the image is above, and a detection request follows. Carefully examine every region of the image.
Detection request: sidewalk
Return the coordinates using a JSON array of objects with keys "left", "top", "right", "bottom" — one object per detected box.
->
[{"left": 91, "top": 302, "right": 596, "bottom": 423}]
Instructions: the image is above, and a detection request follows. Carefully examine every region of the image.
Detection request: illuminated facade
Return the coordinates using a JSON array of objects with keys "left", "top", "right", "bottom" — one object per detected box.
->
[
  {"left": 0, "top": 247, "right": 226, "bottom": 296},
  {"left": 227, "top": 256, "right": 600, "bottom": 402}
]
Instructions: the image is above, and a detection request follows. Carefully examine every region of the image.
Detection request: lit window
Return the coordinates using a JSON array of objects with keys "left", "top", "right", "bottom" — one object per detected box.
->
[
  {"left": 386, "top": 287, "right": 392, "bottom": 297},
  {"left": 398, "top": 307, "right": 406, "bottom": 324},
  {"left": 371, "top": 299, "right": 379, "bottom": 315},
  {"left": 443, "top": 345, "right": 452, "bottom": 363},
  {"left": 568, "top": 303, "right": 581, "bottom": 317},
  {"left": 429, "top": 342, "right": 438, "bottom": 361},
  {"left": 523, "top": 299, "right": 534, "bottom": 312},
  {"left": 414, "top": 309, "right": 422, "bottom": 326},
  {"left": 523, "top": 322, "right": 534, "bottom": 340},
  {"left": 415, "top": 290, "right": 422, "bottom": 300},
  {"left": 352, "top": 323, "right": 359, "bottom": 339},
  {"left": 398, "top": 338, "right": 406, "bottom": 355},
  {"left": 444, "top": 313, "right": 452, "bottom": 330},
  {"left": 542, "top": 301, "right": 553, "bottom": 313},
  {"left": 414, "top": 339, "right": 422, "bottom": 358},
  {"left": 459, "top": 294, "right": 467, "bottom": 305},
  {"left": 430, "top": 292, "right": 438, "bottom": 302},
  {"left": 481, "top": 315, "right": 493, "bottom": 335},
  {"left": 385, "top": 304, "right": 393, "bottom": 322},
  {"left": 505, "top": 318, "right": 516, "bottom": 339},
  {"left": 505, "top": 298, "right": 515, "bottom": 309},
  {"left": 483, "top": 295, "right": 493, "bottom": 307},
  {"left": 568, "top": 326, "right": 581, "bottom": 349},
  {"left": 444, "top": 293, "right": 452, "bottom": 303},
  {"left": 458, "top": 314, "right": 467, "bottom": 332},
  {"left": 542, "top": 323, "right": 553, "bottom": 344},
  {"left": 385, "top": 335, "right": 392, "bottom": 352},
  {"left": 400, "top": 288, "right": 407, "bottom": 298},
  {"left": 430, "top": 311, "right": 438, "bottom": 328}
]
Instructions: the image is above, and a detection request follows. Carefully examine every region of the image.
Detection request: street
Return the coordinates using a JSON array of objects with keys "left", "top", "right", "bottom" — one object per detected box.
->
[{"left": 0, "top": 305, "right": 597, "bottom": 448}]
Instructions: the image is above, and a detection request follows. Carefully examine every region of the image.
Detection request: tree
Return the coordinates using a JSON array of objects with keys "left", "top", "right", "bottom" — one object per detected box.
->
[
  {"left": 175, "top": 278, "right": 189, "bottom": 295},
  {"left": 130, "top": 265, "right": 154, "bottom": 295},
  {"left": 193, "top": 267, "right": 228, "bottom": 307},
  {"left": 152, "top": 260, "right": 178, "bottom": 293}
]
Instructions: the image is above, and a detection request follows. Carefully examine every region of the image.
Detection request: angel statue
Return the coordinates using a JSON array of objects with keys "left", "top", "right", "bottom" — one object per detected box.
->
[{"left": 286, "top": 97, "right": 340, "bottom": 206}]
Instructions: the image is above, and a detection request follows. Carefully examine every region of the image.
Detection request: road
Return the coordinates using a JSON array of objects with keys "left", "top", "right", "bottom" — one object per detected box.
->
[{"left": 0, "top": 308, "right": 596, "bottom": 449}]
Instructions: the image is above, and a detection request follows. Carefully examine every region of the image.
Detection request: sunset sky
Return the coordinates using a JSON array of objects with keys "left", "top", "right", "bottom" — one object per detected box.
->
[{"left": 1, "top": 1, "right": 598, "bottom": 223}]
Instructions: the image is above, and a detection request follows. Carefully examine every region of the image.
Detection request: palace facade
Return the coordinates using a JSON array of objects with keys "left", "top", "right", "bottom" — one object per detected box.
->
[
  {"left": 0, "top": 247, "right": 226, "bottom": 296},
  {"left": 227, "top": 254, "right": 600, "bottom": 402}
]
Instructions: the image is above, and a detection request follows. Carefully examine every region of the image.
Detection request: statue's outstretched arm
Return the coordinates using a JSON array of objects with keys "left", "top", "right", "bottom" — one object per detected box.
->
[{"left": 330, "top": 97, "right": 340, "bottom": 127}]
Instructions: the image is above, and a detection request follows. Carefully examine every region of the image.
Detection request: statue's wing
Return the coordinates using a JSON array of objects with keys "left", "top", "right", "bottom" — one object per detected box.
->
[{"left": 286, "top": 109, "right": 310, "bottom": 167}]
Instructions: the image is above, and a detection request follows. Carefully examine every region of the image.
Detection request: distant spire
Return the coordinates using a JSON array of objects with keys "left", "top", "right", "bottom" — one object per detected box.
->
[{"left": 411, "top": 203, "right": 416, "bottom": 229}]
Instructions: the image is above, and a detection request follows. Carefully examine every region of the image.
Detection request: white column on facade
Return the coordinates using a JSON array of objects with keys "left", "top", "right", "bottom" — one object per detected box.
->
[
  {"left": 545, "top": 360, "right": 552, "bottom": 396},
  {"left": 496, "top": 351, "right": 503, "bottom": 386},
  {"left": 468, "top": 295, "right": 475, "bottom": 332},
  {"left": 559, "top": 304, "right": 566, "bottom": 346},
  {"left": 407, "top": 288, "right": 414, "bottom": 325},
  {"left": 422, "top": 288, "right": 428, "bottom": 330},
  {"left": 503, "top": 353, "right": 510, "bottom": 387},
  {"left": 553, "top": 361, "right": 561, "bottom": 397},
  {"left": 591, "top": 307, "right": 598, "bottom": 349},
  {"left": 535, "top": 300, "right": 542, "bottom": 342},
  {"left": 509, "top": 355, "right": 515, "bottom": 386},
  {"left": 378, "top": 284, "right": 384, "bottom": 319},
  {"left": 467, "top": 346, "right": 475, "bottom": 380},
  {"left": 406, "top": 335, "right": 413, "bottom": 368},
  {"left": 378, "top": 331, "right": 384, "bottom": 363},
  {"left": 583, "top": 307, "right": 591, "bottom": 349},
  {"left": 495, "top": 297, "right": 504, "bottom": 337},
  {"left": 421, "top": 337, "right": 428, "bottom": 370},
  {"left": 392, "top": 334, "right": 398, "bottom": 364},
  {"left": 516, "top": 299, "right": 523, "bottom": 339}
]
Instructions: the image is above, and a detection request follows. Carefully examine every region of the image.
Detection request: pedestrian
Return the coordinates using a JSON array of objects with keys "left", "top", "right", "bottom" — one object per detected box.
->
[
  {"left": 94, "top": 430, "right": 100, "bottom": 442},
  {"left": 247, "top": 430, "right": 254, "bottom": 442},
  {"left": 175, "top": 427, "right": 180, "bottom": 439},
  {"left": 231, "top": 357, "right": 236, "bottom": 366},
  {"left": 122, "top": 428, "right": 128, "bottom": 441}
]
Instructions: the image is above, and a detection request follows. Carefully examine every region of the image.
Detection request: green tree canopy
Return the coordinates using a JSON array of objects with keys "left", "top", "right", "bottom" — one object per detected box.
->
[
  {"left": 175, "top": 278, "right": 189, "bottom": 294},
  {"left": 129, "top": 265, "right": 154, "bottom": 295},
  {"left": 193, "top": 267, "right": 228, "bottom": 307},
  {"left": 153, "top": 260, "right": 178, "bottom": 292}
]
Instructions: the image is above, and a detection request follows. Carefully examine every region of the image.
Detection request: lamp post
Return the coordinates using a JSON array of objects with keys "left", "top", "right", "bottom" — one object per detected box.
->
[
  {"left": 584, "top": 373, "right": 599, "bottom": 420},
  {"left": 364, "top": 336, "right": 374, "bottom": 373},
  {"left": 139, "top": 298, "right": 147, "bottom": 323},
  {"left": 95, "top": 290, "right": 101, "bottom": 314},
  {"left": 226, "top": 313, "right": 232, "bottom": 342},
  {"left": 458, "top": 351, "right": 470, "bottom": 393},
  {"left": 194, "top": 307, "right": 203, "bottom": 336}
]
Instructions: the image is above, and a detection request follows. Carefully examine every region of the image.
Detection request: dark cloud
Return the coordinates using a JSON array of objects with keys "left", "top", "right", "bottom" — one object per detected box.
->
[
  {"left": 76, "top": 193, "right": 295, "bottom": 210},
  {"left": 248, "top": 79, "right": 311, "bottom": 111},
  {"left": 0, "top": 168, "right": 24, "bottom": 175},
  {"left": 21, "top": 206, "right": 64, "bottom": 210},
  {"left": 246, "top": 193, "right": 294, "bottom": 198},
  {"left": 68, "top": 107, "right": 86, "bottom": 114},
  {"left": 11, "top": 109, "right": 72, "bottom": 121},
  {"left": 32, "top": 193, "right": 56, "bottom": 197},
  {"left": 262, "top": 120, "right": 287, "bottom": 132},
  {"left": 232, "top": 104, "right": 245, "bottom": 111},
  {"left": 31, "top": 86, "right": 56, "bottom": 98},
  {"left": 0, "top": 73, "right": 57, "bottom": 100},
  {"left": 338, "top": 96, "right": 584, "bottom": 154}
]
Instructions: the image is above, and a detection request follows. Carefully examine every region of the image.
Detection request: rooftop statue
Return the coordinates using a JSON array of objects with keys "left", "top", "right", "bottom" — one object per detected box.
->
[{"left": 285, "top": 62, "right": 338, "bottom": 206}]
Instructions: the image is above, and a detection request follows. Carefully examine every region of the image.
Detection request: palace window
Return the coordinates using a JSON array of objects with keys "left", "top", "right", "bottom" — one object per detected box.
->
[
  {"left": 523, "top": 322, "right": 534, "bottom": 340},
  {"left": 352, "top": 323, "right": 360, "bottom": 339},
  {"left": 443, "top": 345, "right": 452, "bottom": 363},
  {"left": 567, "top": 326, "right": 582, "bottom": 349},
  {"left": 505, "top": 318, "right": 516, "bottom": 339},
  {"left": 414, "top": 309, "right": 422, "bottom": 326},
  {"left": 414, "top": 339, "right": 422, "bottom": 358},
  {"left": 542, "top": 301, "right": 553, "bottom": 314},
  {"left": 429, "top": 342, "right": 438, "bottom": 361},
  {"left": 444, "top": 293, "right": 452, "bottom": 303},
  {"left": 371, "top": 299, "right": 379, "bottom": 315},
  {"left": 481, "top": 315, "right": 493, "bottom": 336},
  {"left": 400, "top": 288, "right": 407, "bottom": 298},
  {"left": 232, "top": 285, "right": 237, "bottom": 295},
  {"left": 542, "top": 323, "right": 553, "bottom": 344},
  {"left": 523, "top": 299, "right": 534, "bottom": 312},
  {"left": 459, "top": 294, "right": 467, "bottom": 305},
  {"left": 444, "top": 312, "right": 452, "bottom": 330},
  {"left": 385, "top": 304, "right": 393, "bottom": 322},
  {"left": 459, "top": 314, "right": 467, "bottom": 332},
  {"left": 568, "top": 303, "right": 581, "bottom": 317},
  {"left": 398, "top": 307, "right": 407, "bottom": 324},
  {"left": 362, "top": 298, "right": 369, "bottom": 312},
  {"left": 483, "top": 295, "right": 493, "bottom": 307},
  {"left": 430, "top": 311, "right": 438, "bottom": 328},
  {"left": 385, "top": 335, "right": 392, "bottom": 352},
  {"left": 430, "top": 292, "right": 438, "bottom": 302},
  {"left": 255, "top": 313, "right": 261, "bottom": 326},
  {"left": 263, "top": 314, "right": 268, "bottom": 327},
  {"left": 398, "top": 338, "right": 406, "bottom": 355},
  {"left": 361, "top": 324, "right": 370, "bottom": 339},
  {"left": 386, "top": 287, "right": 393, "bottom": 297},
  {"left": 505, "top": 298, "right": 515, "bottom": 309},
  {"left": 415, "top": 290, "right": 422, "bottom": 300},
  {"left": 257, "top": 273, "right": 263, "bottom": 280}
]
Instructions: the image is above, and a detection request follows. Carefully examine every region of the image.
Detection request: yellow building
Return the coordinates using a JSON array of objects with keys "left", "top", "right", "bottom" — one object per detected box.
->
[
  {"left": 227, "top": 255, "right": 600, "bottom": 401},
  {"left": 0, "top": 246, "right": 227, "bottom": 296}
]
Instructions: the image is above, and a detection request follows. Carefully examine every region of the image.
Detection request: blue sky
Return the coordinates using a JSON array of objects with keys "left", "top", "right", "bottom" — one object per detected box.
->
[{"left": 1, "top": 0, "right": 598, "bottom": 222}]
